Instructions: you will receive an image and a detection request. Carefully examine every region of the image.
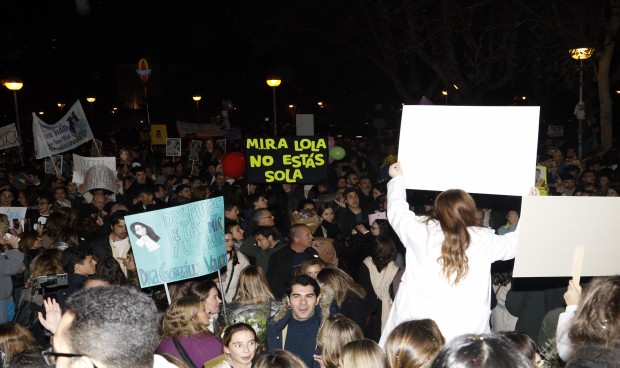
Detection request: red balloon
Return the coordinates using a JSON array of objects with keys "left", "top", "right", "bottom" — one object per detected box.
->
[{"left": 221, "top": 151, "right": 246, "bottom": 179}]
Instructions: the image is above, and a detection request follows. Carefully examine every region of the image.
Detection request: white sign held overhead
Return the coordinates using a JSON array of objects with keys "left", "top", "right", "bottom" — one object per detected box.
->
[
  {"left": 513, "top": 196, "right": 620, "bottom": 278},
  {"left": 397, "top": 105, "right": 540, "bottom": 196}
]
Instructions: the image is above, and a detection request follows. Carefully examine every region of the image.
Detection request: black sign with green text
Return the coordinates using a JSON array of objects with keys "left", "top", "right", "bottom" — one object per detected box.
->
[{"left": 245, "top": 137, "right": 328, "bottom": 183}]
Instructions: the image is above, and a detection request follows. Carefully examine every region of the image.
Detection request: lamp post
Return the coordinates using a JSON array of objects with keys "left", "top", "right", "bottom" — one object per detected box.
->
[
  {"left": 266, "top": 78, "right": 281, "bottom": 136},
  {"left": 569, "top": 47, "right": 594, "bottom": 159},
  {"left": 57, "top": 102, "right": 65, "bottom": 115},
  {"left": 86, "top": 96, "right": 96, "bottom": 124},
  {"left": 3, "top": 76, "right": 24, "bottom": 166},
  {"left": 192, "top": 95, "right": 202, "bottom": 123},
  {"left": 441, "top": 90, "right": 448, "bottom": 105}
]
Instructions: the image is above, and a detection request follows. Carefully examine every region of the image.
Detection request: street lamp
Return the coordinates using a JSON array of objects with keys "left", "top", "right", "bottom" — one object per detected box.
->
[
  {"left": 57, "top": 102, "right": 66, "bottom": 115},
  {"left": 3, "top": 76, "right": 24, "bottom": 165},
  {"left": 266, "top": 78, "right": 281, "bottom": 136},
  {"left": 569, "top": 47, "right": 594, "bottom": 159},
  {"left": 192, "top": 95, "right": 202, "bottom": 123},
  {"left": 86, "top": 97, "right": 96, "bottom": 124},
  {"left": 441, "top": 90, "right": 448, "bottom": 105}
]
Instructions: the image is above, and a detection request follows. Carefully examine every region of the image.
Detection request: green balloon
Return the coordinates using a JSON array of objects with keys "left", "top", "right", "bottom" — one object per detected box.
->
[{"left": 330, "top": 146, "right": 346, "bottom": 160}]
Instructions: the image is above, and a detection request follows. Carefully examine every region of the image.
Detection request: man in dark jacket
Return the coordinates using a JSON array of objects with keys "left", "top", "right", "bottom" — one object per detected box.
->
[
  {"left": 56, "top": 247, "right": 97, "bottom": 309},
  {"left": 266, "top": 224, "right": 319, "bottom": 299},
  {"left": 266, "top": 275, "right": 329, "bottom": 368}
]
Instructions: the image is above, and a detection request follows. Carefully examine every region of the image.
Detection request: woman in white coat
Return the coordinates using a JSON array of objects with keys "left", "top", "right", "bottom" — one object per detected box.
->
[{"left": 379, "top": 162, "right": 532, "bottom": 346}]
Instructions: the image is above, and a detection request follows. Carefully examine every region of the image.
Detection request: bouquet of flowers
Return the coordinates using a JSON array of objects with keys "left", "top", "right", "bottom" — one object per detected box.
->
[{"left": 224, "top": 301, "right": 272, "bottom": 349}]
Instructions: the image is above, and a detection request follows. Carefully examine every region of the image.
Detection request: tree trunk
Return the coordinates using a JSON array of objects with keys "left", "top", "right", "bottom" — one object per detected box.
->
[{"left": 599, "top": 0, "right": 620, "bottom": 150}]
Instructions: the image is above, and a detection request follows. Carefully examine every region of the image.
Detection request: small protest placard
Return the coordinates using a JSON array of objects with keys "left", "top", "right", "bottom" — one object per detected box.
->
[{"left": 166, "top": 138, "right": 182, "bottom": 157}]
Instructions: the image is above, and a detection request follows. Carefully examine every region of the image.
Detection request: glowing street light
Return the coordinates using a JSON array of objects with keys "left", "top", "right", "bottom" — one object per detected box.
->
[
  {"left": 192, "top": 95, "right": 202, "bottom": 123},
  {"left": 3, "top": 76, "right": 24, "bottom": 165},
  {"left": 569, "top": 47, "right": 594, "bottom": 159},
  {"left": 441, "top": 90, "right": 448, "bottom": 105},
  {"left": 86, "top": 96, "right": 96, "bottom": 124},
  {"left": 57, "top": 102, "right": 66, "bottom": 114},
  {"left": 266, "top": 78, "right": 281, "bottom": 136}
]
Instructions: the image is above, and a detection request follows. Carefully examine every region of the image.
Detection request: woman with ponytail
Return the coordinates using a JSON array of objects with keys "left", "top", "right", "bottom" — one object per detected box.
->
[{"left": 379, "top": 162, "right": 537, "bottom": 346}]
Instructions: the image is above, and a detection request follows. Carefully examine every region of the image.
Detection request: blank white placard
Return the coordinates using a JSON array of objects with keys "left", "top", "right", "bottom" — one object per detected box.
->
[
  {"left": 513, "top": 196, "right": 620, "bottom": 278},
  {"left": 398, "top": 105, "right": 540, "bottom": 196}
]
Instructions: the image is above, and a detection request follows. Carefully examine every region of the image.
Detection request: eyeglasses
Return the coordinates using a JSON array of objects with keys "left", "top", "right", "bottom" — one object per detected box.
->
[
  {"left": 260, "top": 215, "right": 274, "bottom": 219},
  {"left": 42, "top": 347, "right": 88, "bottom": 366},
  {"left": 1, "top": 194, "right": 13, "bottom": 198}
]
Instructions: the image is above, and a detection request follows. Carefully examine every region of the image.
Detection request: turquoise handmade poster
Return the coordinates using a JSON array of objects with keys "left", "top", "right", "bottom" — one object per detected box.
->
[{"left": 125, "top": 197, "right": 226, "bottom": 288}]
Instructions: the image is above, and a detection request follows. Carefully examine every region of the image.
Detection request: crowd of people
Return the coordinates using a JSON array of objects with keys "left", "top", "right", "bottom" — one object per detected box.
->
[{"left": 0, "top": 135, "right": 619, "bottom": 368}]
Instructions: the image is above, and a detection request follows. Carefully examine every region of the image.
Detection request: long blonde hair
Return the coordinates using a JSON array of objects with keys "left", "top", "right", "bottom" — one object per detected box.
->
[
  {"left": 431, "top": 189, "right": 476, "bottom": 285},
  {"left": 233, "top": 265, "right": 275, "bottom": 304},
  {"left": 317, "top": 314, "right": 364, "bottom": 368},
  {"left": 340, "top": 339, "right": 387, "bottom": 368},
  {"left": 24, "top": 251, "right": 64, "bottom": 288},
  {"left": 161, "top": 296, "right": 211, "bottom": 338},
  {"left": 316, "top": 267, "right": 366, "bottom": 307}
]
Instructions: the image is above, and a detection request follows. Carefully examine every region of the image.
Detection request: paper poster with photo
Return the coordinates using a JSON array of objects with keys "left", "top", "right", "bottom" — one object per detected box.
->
[
  {"left": 73, "top": 155, "right": 117, "bottom": 184},
  {"left": 216, "top": 139, "right": 226, "bottom": 154},
  {"left": 166, "top": 138, "right": 182, "bottom": 157},
  {"left": 125, "top": 197, "right": 227, "bottom": 288},
  {"left": 398, "top": 105, "right": 540, "bottom": 196},
  {"left": 32, "top": 101, "right": 94, "bottom": 159},
  {"left": 151, "top": 124, "right": 168, "bottom": 145},
  {"left": 44, "top": 155, "right": 63, "bottom": 175},
  {"left": 189, "top": 140, "right": 202, "bottom": 161},
  {"left": 535, "top": 165, "right": 548, "bottom": 196},
  {"left": 0, "top": 207, "right": 27, "bottom": 230}
]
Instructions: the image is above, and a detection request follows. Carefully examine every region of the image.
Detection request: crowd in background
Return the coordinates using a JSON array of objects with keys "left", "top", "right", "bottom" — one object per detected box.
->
[{"left": 0, "top": 133, "right": 619, "bottom": 368}]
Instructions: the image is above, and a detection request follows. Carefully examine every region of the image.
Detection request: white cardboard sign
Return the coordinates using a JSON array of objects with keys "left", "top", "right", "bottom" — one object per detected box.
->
[
  {"left": 513, "top": 196, "right": 620, "bottom": 277},
  {"left": 398, "top": 105, "right": 540, "bottom": 196}
]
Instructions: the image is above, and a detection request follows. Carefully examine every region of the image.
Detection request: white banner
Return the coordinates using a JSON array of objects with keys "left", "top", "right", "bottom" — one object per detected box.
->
[
  {"left": 176, "top": 121, "right": 226, "bottom": 138},
  {"left": 73, "top": 154, "right": 116, "bottom": 184},
  {"left": 32, "top": 100, "right": 94, "bottom": 159},
  {"left": 0, "top": 124, "right": 20, "bottom": 150}
]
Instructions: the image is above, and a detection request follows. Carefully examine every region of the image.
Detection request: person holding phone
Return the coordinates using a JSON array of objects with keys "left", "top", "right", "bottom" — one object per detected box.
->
[{"left": 0, "top": 214, "right": 24, "bottom": 323}]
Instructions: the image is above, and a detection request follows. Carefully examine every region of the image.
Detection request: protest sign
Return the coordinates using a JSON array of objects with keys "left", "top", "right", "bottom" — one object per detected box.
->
[
  {"left": 151, "top": 124, "right": 168, "bottom": 145},
  {"left": 32, "top": 100, "right": 94, "bottom": 159},
  {"left": 81, "top": 165, "right": 117, "bottom": 194},
  {"left": 72, "top": 155, "right": 116, "bottom": 184},
  {"left": 166, "top": 138, "right": 181, "bottom": 157},
  {"left": 245, "top": 137, "right": 328, "bottom": 183},
  {"left": 189, "top": 140, "right": 202, "bottom": 161},
  {"left": 0, "top": 207, "right": 27, "bottom": 230},
  {"left": 176, "top": 121, "right": 226, "bottom": 138},
  {"left": 44, "top": 155, "right": 63, "bottom": 175},
  {"left": 398, "top": 105, "right": 540, "bottom": 196},
  {"left": 0, "top": 124, "right": 20, "bottom": 150},
  {"left": 513, "top": 196, "right": 620, "bottom": 278},
  {"left": 125, "top": 197, "right": 226, "bottom": 288}
]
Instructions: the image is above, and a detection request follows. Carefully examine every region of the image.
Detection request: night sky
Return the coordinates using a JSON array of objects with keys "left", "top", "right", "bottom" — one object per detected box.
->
[{"left": 1, "top": 0, "right": 617, "bottom": 141}]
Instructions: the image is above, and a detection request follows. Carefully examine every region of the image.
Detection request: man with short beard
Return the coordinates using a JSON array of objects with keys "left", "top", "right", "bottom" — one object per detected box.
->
[{"left": 87, "top": 211, "right": 130, "bottom": 275}]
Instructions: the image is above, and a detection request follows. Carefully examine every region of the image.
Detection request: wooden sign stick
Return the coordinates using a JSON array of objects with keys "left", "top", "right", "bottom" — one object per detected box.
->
[{"left": 571, "top": 246, "right": 585, "bottom": 286}]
